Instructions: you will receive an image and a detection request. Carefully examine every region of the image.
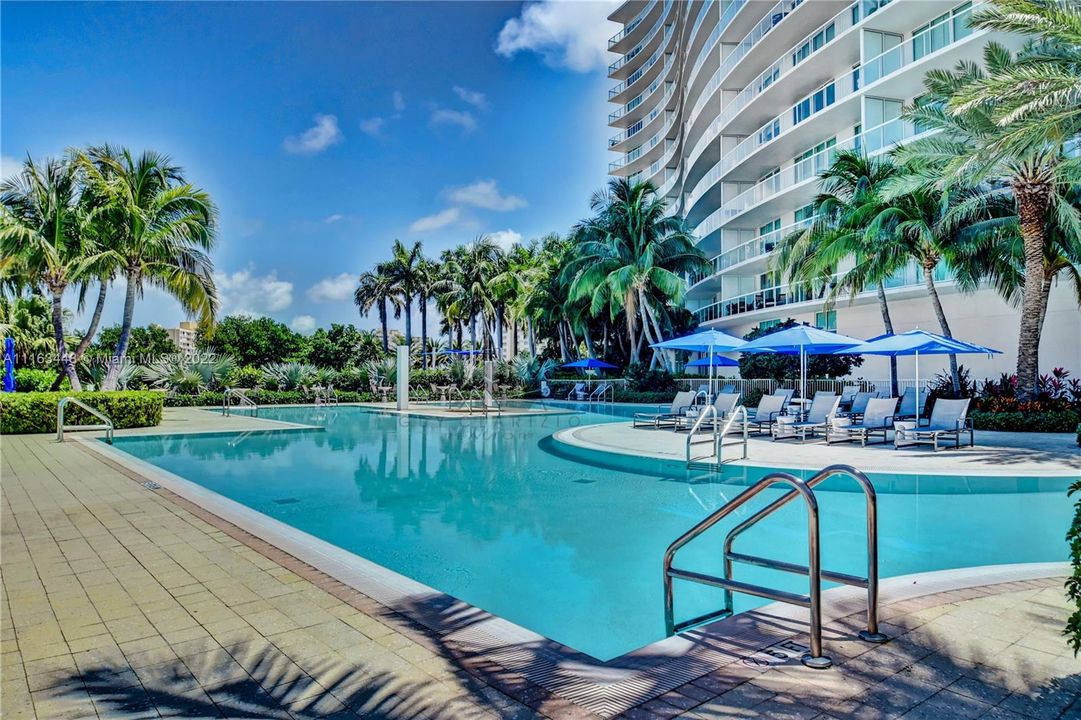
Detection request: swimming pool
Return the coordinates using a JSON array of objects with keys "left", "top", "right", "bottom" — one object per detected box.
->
[{"left": 110, "top": 405, "right": 1070, "bottom": 660}]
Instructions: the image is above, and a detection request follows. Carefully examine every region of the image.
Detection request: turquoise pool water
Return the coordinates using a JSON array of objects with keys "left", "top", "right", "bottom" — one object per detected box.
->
[{"left": 111, "top": 404, "right": 1070, "bottom": 660}]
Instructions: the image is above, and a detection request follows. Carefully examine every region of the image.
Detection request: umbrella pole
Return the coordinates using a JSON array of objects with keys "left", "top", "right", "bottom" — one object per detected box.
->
[{"left": 915, "top": 350, "right": 920, "bottom": 424}]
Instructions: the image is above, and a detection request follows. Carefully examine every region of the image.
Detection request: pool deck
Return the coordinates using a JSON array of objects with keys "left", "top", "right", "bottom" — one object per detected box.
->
[
  {"left": 2, "top": 408, "right": 1079, "bottom": 719},
  {"left": 554, "top": 422, "right": 1080, "bottom": 477}
]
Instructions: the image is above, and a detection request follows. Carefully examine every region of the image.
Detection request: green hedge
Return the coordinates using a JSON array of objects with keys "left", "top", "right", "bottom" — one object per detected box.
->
[
  {"left": 164, "top": 390, "right": 377, "bottom": 407},
  {"left": 1, "top": 391, "right": 164, "bottom": 434},
  {"left": 969, "top": 409, "right": 1080, "bottom": 434}
]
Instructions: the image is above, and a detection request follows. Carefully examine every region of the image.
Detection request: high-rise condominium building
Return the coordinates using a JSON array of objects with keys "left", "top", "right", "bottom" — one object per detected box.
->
[{"left": 606, "top": 0, "right": 1079, "bottom": 377}]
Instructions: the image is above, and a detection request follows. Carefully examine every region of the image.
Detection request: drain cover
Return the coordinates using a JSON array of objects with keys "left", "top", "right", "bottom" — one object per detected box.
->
[
  {"left": 142, "top": 481, "right": 162, "bottom": 490},
  {"left": 272, "top": 497, "right": 301, "bottom": 505}
]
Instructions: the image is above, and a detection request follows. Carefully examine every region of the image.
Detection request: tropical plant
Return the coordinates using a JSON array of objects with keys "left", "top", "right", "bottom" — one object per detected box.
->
[
  {"left": 142, "top": 355, "right": 235, "bottom": 394},
  {"left": 84, "top": 358, "right": 143, "bottom": 391},
  {"left": 511, "top": 352, "right": 556, "bottom": 390},
  {"left": 566, "top": 179, "right": 708, "bottom": 367},
  {"left": 413, "top": 256, "right": 439, "bottom": 369},
  {"left": 354, "top": 267, "right": 401, "bottom": 353},
  {"left": 0, "top": 293, "right": 56, "bottom": 360},
  {"left": 895, "top": 43, "right": 1081, "bottom": 398},
  {"left": 260, "top": 361, "right": 315, "bottom": 391},
  {"left": 440, "top": 237, "right": 501, "bottom": 358},
  {"left": 384, "top": 239, "right": 424, "bottom": 347},
  {"left": 774, "top": 150, "right": 903, "bottom": 394},
  {"left": 0, "top": 156, "right": 99, "bottom": 389},
  {"left": 81, "top": 145, "right": 218, "bottom": 390},
  {"left": 950, "top": 0, "right": 1081, "bottom": 146},
  {"left": 198, "top": 315, "right": 305, "bottom": 367}
]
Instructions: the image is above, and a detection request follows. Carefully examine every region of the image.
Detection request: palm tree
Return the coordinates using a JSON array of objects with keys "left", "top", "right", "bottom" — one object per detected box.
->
[
  {"left": 384, "top": 239, "right": 423, "bottom": 348},
  {"left": 566, "top": 179, "right": 707, "bottom": 367},
  {"left": 354, "top": 268, "right": 400, "bottom": 353},
  {"left": 440, "top": 237, "right": 499, "bottom": 357},
  {"left": 775, "top": 151, "right": 907, "bottom": 393},
  {"left": 896, "top": 43, "right": 1081, "bottom": 397},
  {"left": 0, "top": 156, "right": 99, "bottom": 389},
  {"left": 81, "top": 146, "right": 218, "bottom": 390},
  {"left": 0, "top": 293, "right": 56, "bottom": 359},
  {"left": 413, "top": 257, "right": 440, "bottom": 369},
  {"left": 950, "top": 0, "right": 1081, "bottom": 144}
]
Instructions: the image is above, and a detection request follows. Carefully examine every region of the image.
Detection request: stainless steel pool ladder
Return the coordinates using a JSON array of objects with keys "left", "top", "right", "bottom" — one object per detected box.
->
[
  {"left": 223, "top": 388, "right": 258, "bottom": 417},
  {"left": 685, "top": 405, "right": 748, "bottom": 467},
  {"left": 663, "top": 464, "right": 887, "bottom": 669},
  {"left": 57, "top": 396, "right": 114, "bottom": 444}
]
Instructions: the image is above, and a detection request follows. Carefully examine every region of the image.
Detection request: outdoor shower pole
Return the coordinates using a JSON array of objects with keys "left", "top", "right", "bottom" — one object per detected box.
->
[{"left": 396, "top": 344, "right": 409, "bottom": 411}]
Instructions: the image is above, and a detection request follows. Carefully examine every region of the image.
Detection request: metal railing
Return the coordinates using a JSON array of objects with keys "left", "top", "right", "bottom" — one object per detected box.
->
[
  {"left": 588, "top": 383, "right": 615, "bottom": 403},
  {"left": 57, "top": 396, "right": 114, "bottom": 444},
  {"left": 663, "top": 465, "right": 886, "bottom": 668},
  {"left": 223, "top": 388, "right": 258, "bottom": 417},
  {"left": 685, "top": 405, "right": 719, "bottom": 465},
  {"left": 716, "top": 405, "right": 749, "bottom": 464}
]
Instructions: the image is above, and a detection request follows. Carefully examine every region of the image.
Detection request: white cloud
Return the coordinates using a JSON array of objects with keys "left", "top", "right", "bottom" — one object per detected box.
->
[
  {"left": 497, "top": 0, "right": 619, "bottom": 72},
  {"left": 324, "top": 213, "right": 344, "bottom": 224},
  {"left": 359, "top": 117, "right": 385, "bottom": 136},
  {"left": 430, "top": 108, "right": 477, "bottom": 133},
  {"left": 446, "top": 179, "right": 526, "bottom": 211},
  {"left": 1, "top": 154, "right": 21, "bottom": 181},
  {"left": 307, "top": 272, "right": 355, "bottom": 302},
  {"left": 282, "top": 114, "right": 343, "bottom": 154},
  {"left": 392, "top": 90, "right": 405, "bottom": 113},
  {"left": 488, "top": 229, "right": 523, "bottom": 250},
  {"left": 410, "top": 207, "right": 461, "bottom": 233},
  {"left": 452, "top": 86, "right": 488, "bottom": 110},
  {"left": 236, "top": 218, "right": 264, "bottom": 238},
  {"left": 291, "top": 315, "right": 317, "bottom": 334},
  {"left": 215, "top": 266, "right": 293, "bottom": 316}
]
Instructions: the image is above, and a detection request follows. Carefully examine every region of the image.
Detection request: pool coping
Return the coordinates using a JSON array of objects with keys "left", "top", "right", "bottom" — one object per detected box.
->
[
  {"left": 551, "top": 422, "right": 1081, "bottom": 478},
  {"left": 75, "top": 434, "right": 1070, "bottom": 718}
]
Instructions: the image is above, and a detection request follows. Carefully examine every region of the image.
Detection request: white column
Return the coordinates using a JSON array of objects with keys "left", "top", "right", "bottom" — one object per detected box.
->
[{"left": 396, "top": 344, "right": 409, "bottom": 410}]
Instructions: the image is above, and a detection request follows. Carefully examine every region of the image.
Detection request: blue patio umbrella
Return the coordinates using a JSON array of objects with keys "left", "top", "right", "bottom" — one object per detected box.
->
[
  {"left": 652, "top": 329, "right": 743, "bottom": 394},
  {"left": 561, "top": 358, "right": 619, "bottom": 372},
  {"left": 738, "top": 324, "right": 863, "bottom": 402},
  {"left": 3, "top": 337, "right": 14, "bottom": 392},
  {"left": 685, "top": 354, "right": 739, "bottom": 368},
  {"left": 842, "top": 329, "right": 1000, "bottom": 422}
]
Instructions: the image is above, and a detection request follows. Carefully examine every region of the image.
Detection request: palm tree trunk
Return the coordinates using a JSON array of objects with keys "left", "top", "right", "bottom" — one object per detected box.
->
[
  {"left": 511, "top": 317, "right": 519, "bottom": 357},
  {"left": 636, "top": 291, "right": 661, "bottom": 370},
  {"left": 403, "top": 295, "right": 413, "bottom": 347},
  {"left": 923, "top": 263, "right": 959, "bottom": 395},
  {"left": 73, "top": 281, "right": 108, "bottom": 362},
  {"left": 557, "top": 323, "right": 569, "bottom": 362},
  {"left": 1013, "top": 179, "right": 1052, "bottom": 400},
  {"left": 50, "top": 286, "right": 81, "bottom": 391},
  {"left": 875, "top": 281, "right": 899, "bottom": 397},
  {"left": 420, "top": 293, "right": 428, "bottom": 369},
  {"left": 103, "top": 270, "right": 139, "bottom": 391},
  {"left": 496, "top": 303, "right": 504, "bottom": 360},
  {"left": 469, "top": 314, "right": 477, "bottom": 353},
  {"left": 379, "top": 300, "right": 389, "bottom": 352},
  {"left": 564, "top": 320, "right": 578, "bottom": 360},
  {"left": 527, "top": 317, "right": 536, "bottom": 357},
  {"left": 583, "top": 325, "right": 595, "bottom": 358},
  {"left": 639, "top": 290, "right": 670, "bottom": 371}
]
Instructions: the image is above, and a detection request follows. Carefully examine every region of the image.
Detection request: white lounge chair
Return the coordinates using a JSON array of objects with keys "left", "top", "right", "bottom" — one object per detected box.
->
[
  {"left": 744, "top": 394, "right": 787, "bottom": 435},
  {"left": 773, "top": 394, "right": 840, "bottom": 443},
  {"left": 828, "top": 397, "right": 896, "bottom": 446},
  {"left": 895, "top": 398, "right": 973, "bottom": 451},
  {"left": 719, "top": 383, "right": 736, "bottom": 394},
  {"left": 677, "top": 392, "right": 741, "bottom": 431},
  {"left": 845, "top": 391, "right": 878, "bottom": 419},
  {"left": 772, "top": 388, "right": 795, "bottom": 405},
  {"left": 633, "top": 391, "right": 696, "bottom": 429},
  {"left": 896, "top": 386, "right": 929, "bottom": 419}
]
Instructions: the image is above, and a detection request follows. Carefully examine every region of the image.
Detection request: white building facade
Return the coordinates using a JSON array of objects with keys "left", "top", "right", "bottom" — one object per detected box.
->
[{"left": 606, "top": 0, "right": 1079, "bottom": 379}]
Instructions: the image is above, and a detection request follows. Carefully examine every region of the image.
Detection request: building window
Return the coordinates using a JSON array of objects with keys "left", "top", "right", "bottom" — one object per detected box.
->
[
  {"left": 815, "top": 310, "right": 837, "bottom": 331},
  {"left": 758, "top": 118, "right": 781, "bottom": 144},
  {"left": 792, "top": 23, "right": 835, "bottom": 66},
  {"left": 793, "top": 138, "right": 836, "bottom": 183},
  {"left": 759, "top": 319, "right": 782, "bottom": 332},
  {"left": 793, "top": 83, "right": 836, "bottom": 125},
  {"left": 912, "top": 2, "right": 972, "bottom": 61},
  {"left": 794, "top": 203, "right": 816, "bottom": 224},
  {"left": 853, "top": 123, "right": 863, "bottom": 151}
]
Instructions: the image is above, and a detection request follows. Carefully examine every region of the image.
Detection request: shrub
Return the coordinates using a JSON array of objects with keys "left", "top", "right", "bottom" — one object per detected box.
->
[
  {"left": 227, "top": 366, "right": 264, "bottom": 389},
  {"left": 1, "top": 391, "right": 163, "bottom": 434},
  {"left": 142, "top": 356, "right": 235, "bottom": 394},
  {"left": 334, "top": 366, "right": 369, "bottom": 392},
  {"left": 1067, "top": 479, "right": 1081, "bottom": 655},
  {"left": 261, "top": 362, "right": 316, "bottom": 391},
  {"left": 163, "top": 389, "right": 376, "bottom": 407},
  {"left": 742, "top": 387, "right": 765, "bottom": 410},
  {"left": 969, "top": 409, "right": 1080, "bottom": 434},
  {"left": 13, "top": 368, "right": 62, "bottom": 392},
  {"left": 623, "top": 364, "right": 678, "bottom": 393}
]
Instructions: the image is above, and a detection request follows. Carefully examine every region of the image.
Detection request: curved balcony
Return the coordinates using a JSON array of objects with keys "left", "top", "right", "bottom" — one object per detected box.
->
[
  {"left": 609, "top": 0, "right": 661, "bottom": 52},
  {"left": 688, "top": 217, "right": 815, "bottom": 289},
  {"left": 609, "top": 92, "right": 672, "bottom": 150},
  {"left": 609, "top": 114, "right": 678, "bottom": 173},
  {"left": 609, "top": 0, "right": 675, "bottom": 79},
  {"left": 609, "top": 64, "right": 676, "bottom": 127},
  {"left": 608, "top": 26, "right": 675, "bottom": 103},
  {"left": 693, "top": 264, "right": 952, "bottom": 324}
]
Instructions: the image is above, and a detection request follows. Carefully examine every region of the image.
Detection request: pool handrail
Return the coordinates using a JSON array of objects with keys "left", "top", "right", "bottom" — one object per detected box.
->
[
  {"left": 57, "top": 396, "right": 114, "bottom": 444},
  {"left": 223, "top": 388, "right": 258, "bottom": 417},
  {"left": 663, "top": 463, "right": 887, "bottom": 669},
  {"left": 684, "top": 405, "right": 719, "bottom": 465}
]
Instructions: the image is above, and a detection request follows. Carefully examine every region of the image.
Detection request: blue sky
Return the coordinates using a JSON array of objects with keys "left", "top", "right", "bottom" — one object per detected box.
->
[{"left": 2, "top": 0, "right": 619, "bottom": 334}]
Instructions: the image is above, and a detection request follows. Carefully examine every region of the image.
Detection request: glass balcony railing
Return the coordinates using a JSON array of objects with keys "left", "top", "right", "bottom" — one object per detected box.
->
[
  {"left": 609, "top": 114, "right": 677, "bottom": 171},
  {"left": 862, "top": 3, "right": 975, "bottom": 85},
  {"left": 609, "top": 67, "right": 674, "bottom": 124},
  {"left": 686, "top": 0, "right": 718, "bottom": 56},
  {"left": 609, "top": 8, "right": 674, "bottom": 75},
  {"left": 692, "top": 262, "right": 952, "bottom": 323},
  {"left": 609, "top": 0, "right": 660, "bottom": 48},
  {"left": 689, "top": 217, "right": 815, "bottom": 286},
  {"left": 609, "top": 28, "right": 674, "bottom": 99}
]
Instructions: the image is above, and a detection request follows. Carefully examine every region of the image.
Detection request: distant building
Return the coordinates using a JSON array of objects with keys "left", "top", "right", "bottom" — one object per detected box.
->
[
  {"left": 166, "top": 321, "right": 199, "bottom": 356},
  {"left": 605, "top": 0, "right": 1079, "bottom": 377}
]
